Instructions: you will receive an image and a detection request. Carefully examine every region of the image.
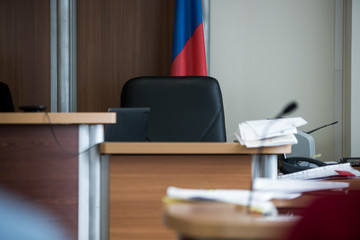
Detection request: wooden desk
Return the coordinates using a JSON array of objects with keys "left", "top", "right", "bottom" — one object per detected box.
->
[
  {"left": 163, "top": 179, "right": 360, "bottom": 240},
  {"left": 100, "top": 142, "right": 291, "bottom": 240},
  {"left": 0, "top": 113, "right": 115, "bottom": 240},
  {"left": 272, "top": 178, "right": 360, "bottom": 215},
  {"left": 163, "top": 202, "right": 298, "bottom": 240}
]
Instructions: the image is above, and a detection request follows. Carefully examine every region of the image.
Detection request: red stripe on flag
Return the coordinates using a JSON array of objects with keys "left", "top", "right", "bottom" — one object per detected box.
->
[{"left": 171, "top": 23, "right": 207, "bottom": 76}]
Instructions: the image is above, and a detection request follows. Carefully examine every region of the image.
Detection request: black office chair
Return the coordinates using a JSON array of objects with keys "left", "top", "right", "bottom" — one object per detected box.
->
[
  {"left": 120, "top": 76, "right": 227, "bottom": 142},
  {"left": 0, "top": 82, "right": 15, "bottom": 112}
]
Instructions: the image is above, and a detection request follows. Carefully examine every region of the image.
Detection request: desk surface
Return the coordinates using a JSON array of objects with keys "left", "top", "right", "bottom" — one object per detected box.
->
[
  {"left": 0, "top": 112, "right": 116, "bottom": 124},
  {"left": 163, "top": 202, "right": 298, "bottom": 240},
  {"left": 163, "top": 179, "right": 360, "bottom": 240},
  {"left": 272, "top": 178, "right": 360, "bottom": 212},
  {"left": 100, "top": 142, "right": 292, "bottom": 154}
]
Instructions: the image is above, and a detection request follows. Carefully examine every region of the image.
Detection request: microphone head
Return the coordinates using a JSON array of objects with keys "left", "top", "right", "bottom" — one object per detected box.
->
[{"left": 276, "top": 101, "right": 298, "bottom": 118}]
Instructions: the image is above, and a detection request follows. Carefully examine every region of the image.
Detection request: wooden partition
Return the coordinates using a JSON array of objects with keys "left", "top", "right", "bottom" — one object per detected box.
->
[
  {"left": 0, "top": 0, "right": 174, "bottom": 112},
  {"left": 0, "top": 0, "right": 50, "bottom": 110},
  {"left": 100, "top": 142, "right": 291, "bottom": 240},
  {"left": 0, "top": 113, "right": 115, "bottom": 240},
  {"left": 77, "top": 0, "right": 175, "bottom": 112}
]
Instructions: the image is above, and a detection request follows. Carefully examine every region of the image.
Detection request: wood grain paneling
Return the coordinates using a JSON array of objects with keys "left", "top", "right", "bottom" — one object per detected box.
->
[
  {"left": 109, "top": 154, "right": 252, "bottom": 240},
  {"left": 0, "top": 0, "right": 50, "bottom": 111},
  {"left": 0, "top": 125, "right": 79, "bottom": 240},
  {"left": 77, "top": 0, "right": 175, "bottom": 112},
  {"left": 0, "top": 0, "right": 174, "bottom": 112}
]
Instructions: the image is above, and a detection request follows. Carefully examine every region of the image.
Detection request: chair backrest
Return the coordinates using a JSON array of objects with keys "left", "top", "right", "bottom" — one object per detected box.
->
[
  {"left": 120, "top": 76, "right": 226, "bottom": 142},
  {"left": 0, "top": 82, "right": 15, "bottom": 112}
]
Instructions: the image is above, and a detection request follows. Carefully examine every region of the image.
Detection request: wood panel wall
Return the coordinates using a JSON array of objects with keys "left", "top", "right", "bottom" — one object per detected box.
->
[
  {"left": 0, "top": 0, "right": 50, "bottom": 111},
  {"left": 77, "top": 0, "right": 175, "bottom": 112},
  {"left": 0, "top": 125, "right": 79, "bottom": 239},
  {"left": 0, "top": 0, "right": 174, "bottom": 113}
]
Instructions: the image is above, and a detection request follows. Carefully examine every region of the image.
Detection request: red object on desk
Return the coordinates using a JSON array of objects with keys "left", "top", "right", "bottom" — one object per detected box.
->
[
  {"left": 335, "top": 170, "right": 356, "bottom": 176},
  {"left": 284, "top": 192, "right": 360, "bottom": 240}
]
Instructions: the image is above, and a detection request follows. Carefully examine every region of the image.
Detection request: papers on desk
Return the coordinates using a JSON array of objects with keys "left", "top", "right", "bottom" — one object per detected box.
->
[
  {"left": 254, "top": 178, "right": 350, "bottom": 193},
  {"left": 166, "top": 177, "right": 350, "bottom": 216},
  {"left": 235, "top": 117, "right": 307, "bottom": 148},
  {"left": 278, "top": 163, "right": 360, "bottom": 180},
  {"left": 166, "top": 186, "right": 301, "bottom": 216}
]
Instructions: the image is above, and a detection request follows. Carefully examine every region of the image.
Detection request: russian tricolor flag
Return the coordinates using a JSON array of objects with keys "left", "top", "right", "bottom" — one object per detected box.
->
[{"left": 171, "top": 0, "right": 207, "bottom": 76}]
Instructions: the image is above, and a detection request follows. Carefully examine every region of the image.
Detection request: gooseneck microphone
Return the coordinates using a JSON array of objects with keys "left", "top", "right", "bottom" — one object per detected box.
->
[
  {"left": 275, "top": 101, "right": 298, "bottom": 119},
  {"left": 246, "top": 101, "right": 298, "bottom": 214},
  {"left": 305, "top": 121, "right": 338, "bottom": 134}
]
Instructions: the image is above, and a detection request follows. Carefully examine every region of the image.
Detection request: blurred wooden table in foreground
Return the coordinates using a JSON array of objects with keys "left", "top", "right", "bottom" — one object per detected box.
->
[
  {"left": 163, "top": 178, "right": 360, "bottom": 240},
  {"left": 163, "top": 202, "right": 299, "bottom": 240}
]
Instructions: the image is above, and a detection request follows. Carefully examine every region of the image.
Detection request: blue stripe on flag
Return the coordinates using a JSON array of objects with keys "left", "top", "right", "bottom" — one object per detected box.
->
[{"left": 171, "top": 0, "right": 203, "bottom": 62}]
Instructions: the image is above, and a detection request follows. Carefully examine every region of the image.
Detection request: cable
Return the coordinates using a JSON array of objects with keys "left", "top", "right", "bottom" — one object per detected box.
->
[{"left": 45, "top": 112, "right": 94, "bottom": 156}]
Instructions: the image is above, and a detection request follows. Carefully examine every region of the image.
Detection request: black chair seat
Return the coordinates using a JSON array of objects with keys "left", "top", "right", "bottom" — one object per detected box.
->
[
  {"left": 0, "top": 82, "right": 15, "bottom": 112},
  {"left": 120, "top": 76, "right": 226, "bottom": 142}
]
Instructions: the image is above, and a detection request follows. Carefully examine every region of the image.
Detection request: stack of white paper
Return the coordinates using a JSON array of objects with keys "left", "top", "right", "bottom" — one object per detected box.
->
[
  {"left": 277, "top": 163, "right": 360, "bottom": 180},
  {"left": 254, "top": 178, "right": 349, "bottom": 192},
  {"left": 166, "top": 186, "right": 300, "bottom": 216},
  {"left": 165, "top": 178, "right": 349, "bottom": 216},
  {"left": 235, "top": 117, "right": 307, "bottom": 148}
]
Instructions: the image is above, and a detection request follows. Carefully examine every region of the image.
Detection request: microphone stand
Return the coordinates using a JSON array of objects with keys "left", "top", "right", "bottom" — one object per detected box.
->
[{"left": 246, "top": 102, "right": 298, "bottom": 214}]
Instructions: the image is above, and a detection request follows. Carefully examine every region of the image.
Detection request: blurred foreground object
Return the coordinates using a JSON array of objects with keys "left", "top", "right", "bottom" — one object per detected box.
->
[
  {"left": 0, "top": 189, "right": 69, "bottom": 240},
  {"left": 284, "top": 192, "right": 360, "bottom": 240}
]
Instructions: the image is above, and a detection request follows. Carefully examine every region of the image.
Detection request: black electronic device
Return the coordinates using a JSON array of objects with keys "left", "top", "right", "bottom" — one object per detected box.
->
[
  {"left": 105, "top": 107, "right": 150, "bottom": 142},
  {"left": 19, "top": 105, "right": 47, "bottom": 112},
  {"left": 340, "top": 158, "right": 360, "bottom": 167},
  {"left": 281, "top": 157, "right": 327, "bottom": 174},
  {"left": 282, "top": 121, "right": 339, "bottom": 174}
]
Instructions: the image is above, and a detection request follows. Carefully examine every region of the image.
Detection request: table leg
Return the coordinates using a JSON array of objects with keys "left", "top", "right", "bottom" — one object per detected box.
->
[{"left": 252, "top": 154, "right": 278, "bottom": 181}]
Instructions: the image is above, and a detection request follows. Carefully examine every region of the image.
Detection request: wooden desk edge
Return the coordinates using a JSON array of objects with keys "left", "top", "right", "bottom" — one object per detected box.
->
[
  {"left": 100, "top": 142, "right": 291, "bottom": 154},
  {"left": 162, "top": 202, "right": 297, "bottom": 239},
  {"left": 0, "top": 112, "right": 116, "bottom": 124}
]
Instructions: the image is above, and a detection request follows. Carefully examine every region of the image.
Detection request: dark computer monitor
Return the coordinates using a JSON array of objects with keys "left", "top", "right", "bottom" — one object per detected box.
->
[{"left": 105, "top": 108, "right": 150, "bottom": 142}]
